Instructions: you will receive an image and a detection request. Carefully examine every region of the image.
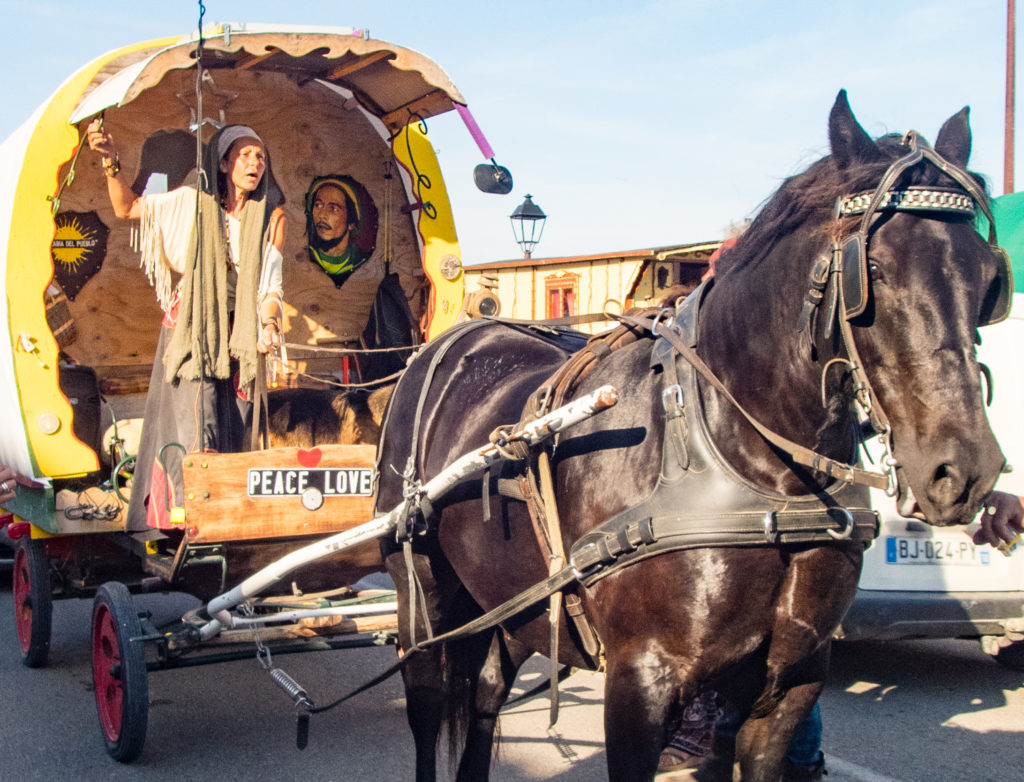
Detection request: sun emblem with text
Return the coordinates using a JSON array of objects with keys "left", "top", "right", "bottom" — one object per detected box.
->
[{"left": 51, "top": 211, "right": 109, "bottom": 300}]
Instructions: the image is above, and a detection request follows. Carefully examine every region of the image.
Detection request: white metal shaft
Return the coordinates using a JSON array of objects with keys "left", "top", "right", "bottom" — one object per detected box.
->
[
  {"left": 227, "top": 602, "right": 398, "bottom": 627},
  {"left": 198, "top": 385, "right": 617, "bottom": 639}
]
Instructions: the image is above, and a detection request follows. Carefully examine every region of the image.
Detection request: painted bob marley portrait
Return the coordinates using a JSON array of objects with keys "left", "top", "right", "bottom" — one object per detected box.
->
[{"left": 304, "top": 175, "right": 379, "bottom": 288}]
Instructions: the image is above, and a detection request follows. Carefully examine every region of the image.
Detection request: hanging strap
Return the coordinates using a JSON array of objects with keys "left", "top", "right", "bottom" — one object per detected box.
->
[{"left": 250, "top": 353, "right": 269, "bottom": 451}]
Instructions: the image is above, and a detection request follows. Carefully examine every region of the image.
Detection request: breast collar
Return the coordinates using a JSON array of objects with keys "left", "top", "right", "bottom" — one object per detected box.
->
[{"left": 568, "top": 281, "right": 879, "bottom": 587}]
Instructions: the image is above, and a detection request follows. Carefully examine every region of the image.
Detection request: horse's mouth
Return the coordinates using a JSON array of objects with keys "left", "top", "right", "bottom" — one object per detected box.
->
[{"left": 896, "top": 486, "right": 927, "bottom": 520}]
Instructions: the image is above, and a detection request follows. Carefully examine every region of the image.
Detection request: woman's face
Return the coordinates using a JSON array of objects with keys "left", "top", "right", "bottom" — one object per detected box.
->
[{"left": 220, "top": 138, "right": 266, "bottom": 193}]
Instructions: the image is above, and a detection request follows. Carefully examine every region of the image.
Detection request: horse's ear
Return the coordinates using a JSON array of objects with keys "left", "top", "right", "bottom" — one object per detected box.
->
[
  {"left": 829, "top": 89, "right": 880, "bottom": 169},
  {"left": 934, "top": 107, "right": 972, "bottom": 168}
]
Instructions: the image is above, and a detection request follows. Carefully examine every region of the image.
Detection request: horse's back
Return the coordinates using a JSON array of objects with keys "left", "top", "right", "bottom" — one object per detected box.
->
[{"left": 376, "top": 320, "right": 586, "bottom": 508}]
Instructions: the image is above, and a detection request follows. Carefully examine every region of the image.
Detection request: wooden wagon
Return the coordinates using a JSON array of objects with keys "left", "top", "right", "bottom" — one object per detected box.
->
[{"left": 0, "top": 23, "right": 518, "bottom": 761}]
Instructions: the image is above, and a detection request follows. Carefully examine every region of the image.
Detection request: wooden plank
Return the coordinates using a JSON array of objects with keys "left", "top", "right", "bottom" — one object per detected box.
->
[
  {"left": 381, "top": 89, "right": 451, "bottom": 131},
  {"left": 182, "top": 444, "right": 377, "bottom": 543},
  {"left": 236, "top": 49, "right": 281, "bottom": 71},
  {"left": 324, "top": 50, "right": 392, "bottom": 81},
  {"left": 166, "top": 612, "right": 397, "bottom": 649}
]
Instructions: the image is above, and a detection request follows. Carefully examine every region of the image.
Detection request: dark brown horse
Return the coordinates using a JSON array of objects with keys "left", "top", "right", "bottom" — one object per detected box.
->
[{"left": 374, "top": 92, "right": 1008, "bottom": 781}]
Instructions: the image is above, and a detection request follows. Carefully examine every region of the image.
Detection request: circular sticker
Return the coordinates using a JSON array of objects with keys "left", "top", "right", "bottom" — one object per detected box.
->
[
  {"left": 301, "top": 487, "right": 324, "bottom": 511},
  {"left": 439, "top": 254, "right": 462, "bottom": 281}
]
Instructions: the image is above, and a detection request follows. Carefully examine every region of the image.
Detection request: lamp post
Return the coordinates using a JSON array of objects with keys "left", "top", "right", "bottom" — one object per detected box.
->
[{"left": 509, "top": 194, "right": 547, "bottom": 259}]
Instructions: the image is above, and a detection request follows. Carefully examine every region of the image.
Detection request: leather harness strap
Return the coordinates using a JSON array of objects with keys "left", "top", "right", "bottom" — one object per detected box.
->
[{"left": 618, "top": 306, "right": 890, "bottom": 491}]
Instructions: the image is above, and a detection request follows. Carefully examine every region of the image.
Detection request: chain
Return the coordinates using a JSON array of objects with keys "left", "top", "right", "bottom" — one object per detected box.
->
[
  {"left": 878, "top": 428, "right": 900, "bottom": 498},
  {"left": 242, "top": 601, "right": 273, "bottom": 669}
]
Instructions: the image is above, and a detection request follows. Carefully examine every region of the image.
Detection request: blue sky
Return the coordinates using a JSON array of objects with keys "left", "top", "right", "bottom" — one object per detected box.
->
[{"left": 0, "top": 0, "right": 1014, "bottom": 263}]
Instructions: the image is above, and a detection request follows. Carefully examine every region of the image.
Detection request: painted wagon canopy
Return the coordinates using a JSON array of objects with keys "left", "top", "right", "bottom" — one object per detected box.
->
[
  {"left": 0, "top": 23, "right": 477, "bottom": 484},
  {"left": 69, "top": 24, "right": 468, "bottom": 133}
]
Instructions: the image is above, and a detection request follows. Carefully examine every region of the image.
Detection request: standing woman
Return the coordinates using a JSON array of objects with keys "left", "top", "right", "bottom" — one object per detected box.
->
[{"left": 87, "top": 121, "right": 286, "bottom": 530}]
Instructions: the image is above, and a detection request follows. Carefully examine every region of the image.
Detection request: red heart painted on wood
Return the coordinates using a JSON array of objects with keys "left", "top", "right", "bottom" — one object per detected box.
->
[{"left": 297, "top": 448, "right": 323, "bottom": 468}]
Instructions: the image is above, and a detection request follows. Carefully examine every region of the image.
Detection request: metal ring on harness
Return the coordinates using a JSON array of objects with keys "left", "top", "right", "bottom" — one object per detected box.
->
[
  {"left": 826, "top": 507, "right": 855, "bottom": 540},
  {"left": 650, "top": 307, "right": 675, "bottom": 336}
]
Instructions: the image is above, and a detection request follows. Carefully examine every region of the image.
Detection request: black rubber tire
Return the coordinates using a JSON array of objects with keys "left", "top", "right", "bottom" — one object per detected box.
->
[
  {"left": 92, "top": 581, "right": 149, "bottom": 763},
  {"left": 13, "top": 537, "right": 52, "bottom": 668},
  {"left": 993, "top": 639, "right": 1024, "bottom": 672}
]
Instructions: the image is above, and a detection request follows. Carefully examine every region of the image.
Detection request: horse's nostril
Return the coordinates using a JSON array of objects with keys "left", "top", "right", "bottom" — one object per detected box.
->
[{"left": 928, "top": 462, "right": 965, "bottom": 506}]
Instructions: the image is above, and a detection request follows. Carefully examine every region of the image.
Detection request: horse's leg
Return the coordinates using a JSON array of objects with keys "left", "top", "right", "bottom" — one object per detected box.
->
[
  {"left": 455, "top": 630, "right": 532, "bottom": 781},
  {"left": 385, "top": 548, "right": 454, "bottom": 782},
  {"left": 603, "top": 642, "right": 692, "bottom": 781},
  {"left": 734, "top": 679, "right": 824, "bottom": 782}
]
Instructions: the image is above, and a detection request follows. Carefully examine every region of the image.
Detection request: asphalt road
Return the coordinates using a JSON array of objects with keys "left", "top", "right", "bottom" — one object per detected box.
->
[{"left": 1, "top": 552, "right": 1022, "bottom": 781}]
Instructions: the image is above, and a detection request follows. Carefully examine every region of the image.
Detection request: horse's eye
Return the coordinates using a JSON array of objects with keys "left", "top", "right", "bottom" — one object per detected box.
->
[{"left": 868, "top": 261, "right": 883, "bottom": 282}]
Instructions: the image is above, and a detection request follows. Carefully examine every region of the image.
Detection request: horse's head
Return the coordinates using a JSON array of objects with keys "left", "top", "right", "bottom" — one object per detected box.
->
[{"left": 824, "top": 91, "right": 1008, "bottom": 525}]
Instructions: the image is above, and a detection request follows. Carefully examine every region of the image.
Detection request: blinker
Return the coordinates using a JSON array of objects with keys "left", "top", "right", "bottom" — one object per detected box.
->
[
  {"left": 981, "top": 245, "right": 1014, "bottom": 326},
  {"left": 840, "top": 233, "right": 869, "bottom": 320}
]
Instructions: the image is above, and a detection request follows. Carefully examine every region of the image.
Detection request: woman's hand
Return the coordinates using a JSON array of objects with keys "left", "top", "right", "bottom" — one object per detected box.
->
[
  {"left": 86, "top": 118, "right": 116, "bottom": 158},
  {"left": 0, "top": 464, "right": 18, "bottom": 504},
  {"left": 972, "top": 490, "right": 1024, "bottom": 549}
]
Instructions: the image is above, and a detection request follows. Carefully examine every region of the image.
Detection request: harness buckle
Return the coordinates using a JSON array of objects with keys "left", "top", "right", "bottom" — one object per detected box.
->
[
  {"left": 534, "top": 385, "right": 554, "bottom": 417},
  {"left": 762, "top": 511, "right": 778, "bottom": 544},
  {"left": 661, "top": 384, "right": 684, "bottom": 418},
  {"left": 569, "top": 543, "right": 603, "bottom": 581}
]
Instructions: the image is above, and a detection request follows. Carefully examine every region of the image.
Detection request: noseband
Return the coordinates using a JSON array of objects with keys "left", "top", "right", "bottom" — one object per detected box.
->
[{"left": 798, "top": 131, "right": 1014, "bottom": 497}]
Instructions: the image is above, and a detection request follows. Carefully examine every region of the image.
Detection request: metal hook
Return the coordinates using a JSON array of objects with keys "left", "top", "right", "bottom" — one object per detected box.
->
[{"left": 826, "top": 508, "right": 855, "bottom": 540}]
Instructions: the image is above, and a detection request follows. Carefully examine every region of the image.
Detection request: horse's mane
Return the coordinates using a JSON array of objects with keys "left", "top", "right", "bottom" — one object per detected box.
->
[{"left": 716, "top": 133, "right": 990, "bottom": 277}]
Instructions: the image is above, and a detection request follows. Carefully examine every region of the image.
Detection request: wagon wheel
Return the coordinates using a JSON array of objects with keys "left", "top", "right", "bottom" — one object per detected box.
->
[
  {"left": 12, "top": 537, "right": 52, "bottom": 668},
  {"left": 92, "top": 581, "right": 149, "bottom": 762}
]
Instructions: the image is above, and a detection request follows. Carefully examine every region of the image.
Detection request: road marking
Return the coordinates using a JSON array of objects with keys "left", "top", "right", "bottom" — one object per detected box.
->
[{"left": 826, "top": 754, "right": 903, "bottom": 782}]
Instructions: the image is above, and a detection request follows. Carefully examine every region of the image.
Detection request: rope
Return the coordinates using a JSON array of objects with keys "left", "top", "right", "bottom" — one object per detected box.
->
[
  {"left": 402, "top": 113, "right": 437, "bottom": 220},
  {"left": 281, "top": 367, "right": 406, "bottom": 390},
  {"left": 193, "top": 0, "right": 210, "bottom": 448}
]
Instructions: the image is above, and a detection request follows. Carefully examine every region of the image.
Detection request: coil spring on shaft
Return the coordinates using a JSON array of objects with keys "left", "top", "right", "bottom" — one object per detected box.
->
[{"left": 269, "top": 667, "right": 313, "bottom": 708}]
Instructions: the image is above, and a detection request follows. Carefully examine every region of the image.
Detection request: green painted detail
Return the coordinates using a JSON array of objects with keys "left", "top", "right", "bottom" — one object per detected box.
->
[{"left": 3, "top": 485, "right": 56, "bottom": 532}]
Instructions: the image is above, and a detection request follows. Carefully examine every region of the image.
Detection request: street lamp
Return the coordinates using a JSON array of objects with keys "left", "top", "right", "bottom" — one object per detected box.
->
[{"left": 509, "top": 194, "right": 547, "bottom": 259}]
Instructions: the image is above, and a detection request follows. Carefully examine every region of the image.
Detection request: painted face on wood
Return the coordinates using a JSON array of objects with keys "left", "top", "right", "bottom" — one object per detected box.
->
[{"left": 311, "top": 184, "right": 355, "bottom": 252}]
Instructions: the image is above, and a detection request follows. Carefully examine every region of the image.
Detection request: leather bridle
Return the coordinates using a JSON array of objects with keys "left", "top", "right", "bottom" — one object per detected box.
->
[{"left": 799, "top": 131, "right": 1013, "bottom": 498}]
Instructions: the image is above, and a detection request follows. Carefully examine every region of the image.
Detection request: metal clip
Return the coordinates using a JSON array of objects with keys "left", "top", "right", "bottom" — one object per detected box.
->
[
  {"left": 762, "top": 511, "right": 778, "bottom": 544},
  {"left": 17, "top": 333, "right": 49, "bottom": 369}
]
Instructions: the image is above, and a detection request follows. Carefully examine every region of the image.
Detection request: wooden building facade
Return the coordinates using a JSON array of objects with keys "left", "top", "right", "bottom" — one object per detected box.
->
[{"left": 463, "top": 241, "right": 720, "bottom": 332}]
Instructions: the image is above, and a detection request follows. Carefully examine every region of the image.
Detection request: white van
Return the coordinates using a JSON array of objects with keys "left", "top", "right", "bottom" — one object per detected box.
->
[{"left": 837, "top": 288, "right": 1024, "bottom": 669}]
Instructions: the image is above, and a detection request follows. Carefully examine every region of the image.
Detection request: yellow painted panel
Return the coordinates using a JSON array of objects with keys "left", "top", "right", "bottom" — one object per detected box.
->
[
  {"left": 7, "top": 37, "right": 177, "bottom": 478},
  {"left": 391, "top": 122, "right": 464, "bottom": 340}
]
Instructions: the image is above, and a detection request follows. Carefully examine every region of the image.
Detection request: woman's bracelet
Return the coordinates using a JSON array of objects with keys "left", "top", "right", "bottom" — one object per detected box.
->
[{"left": 101, "top": 154, "right": 121, "bottom": 178}]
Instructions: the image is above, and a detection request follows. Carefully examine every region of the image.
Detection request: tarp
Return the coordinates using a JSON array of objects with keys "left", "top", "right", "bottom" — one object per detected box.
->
[{"left": 989, "top": 191, "right": 1024, "bottom": 286}]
